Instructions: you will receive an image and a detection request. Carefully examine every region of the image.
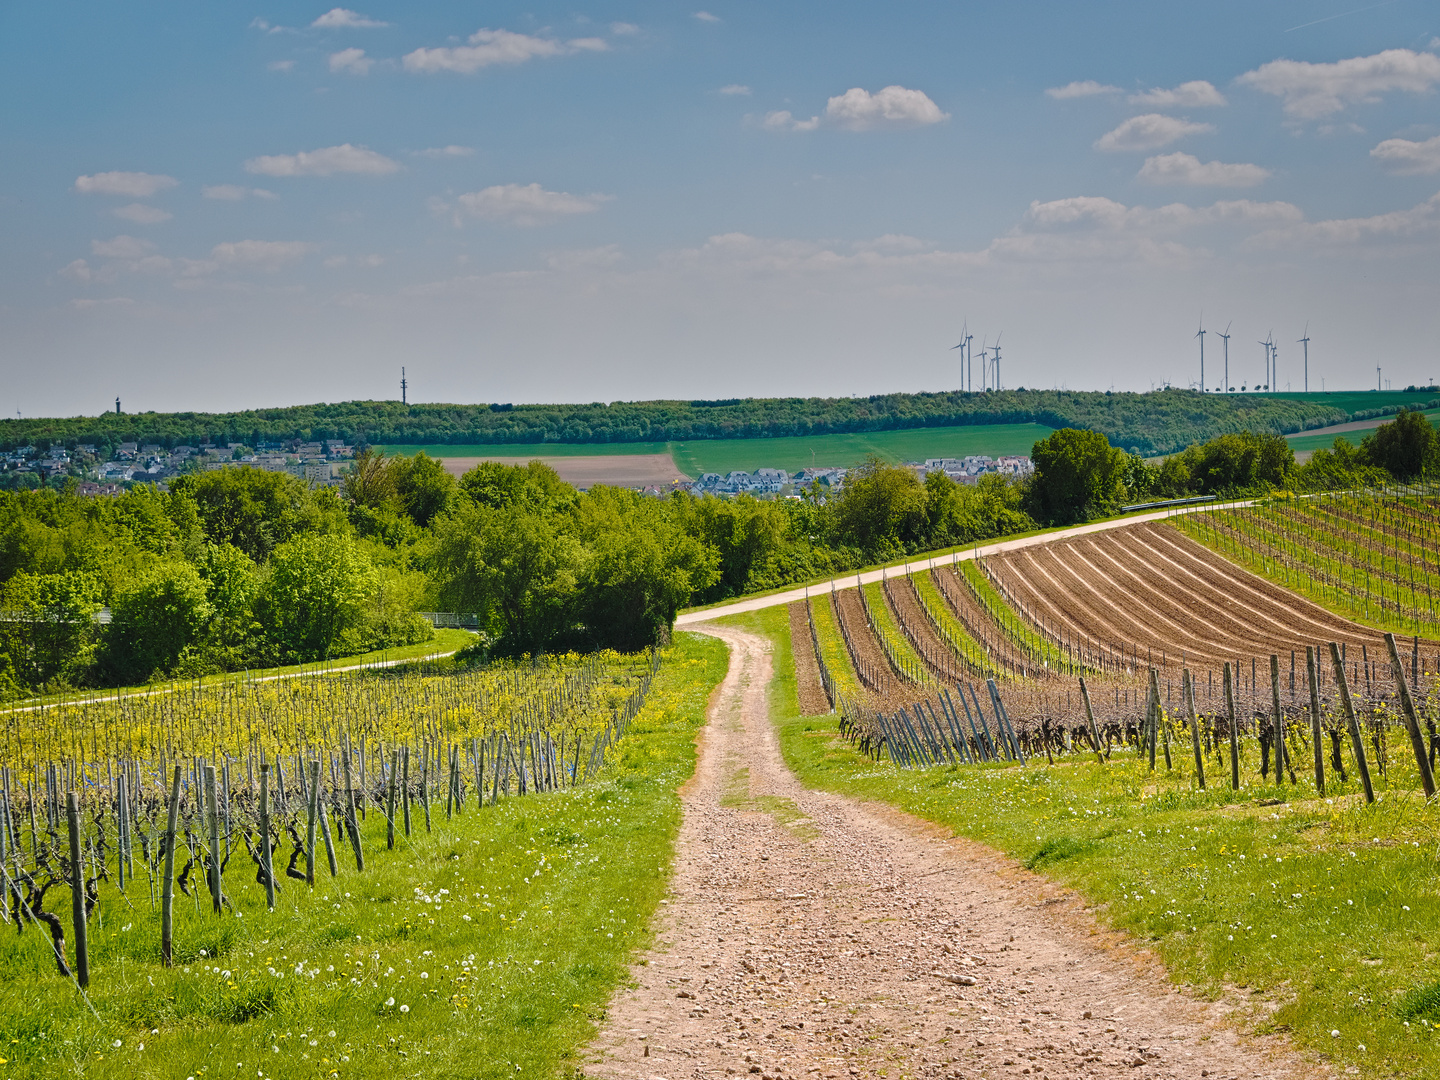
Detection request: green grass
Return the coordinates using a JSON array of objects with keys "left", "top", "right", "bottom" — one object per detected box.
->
[
  {"left": 670, "top": 423, "right": 1055, "bottom": 476},
  {"left": 380, "top": 443, "right": 671, "bottom": 459},
  {"left": 1, "top": 629, "right": 478, "bottom": 714},
  {"left": 722, "top": 603, "right": 1440, "bottom": 1080},
  {"left": 1267, "top": 389, "right": 1440, "bottom": 414},
  {"left": 1285, "top": 409, "right": 1440, "bottom": 454},
  {"left": 0, "top": 632, "right": 729, "bottom": 1080}
]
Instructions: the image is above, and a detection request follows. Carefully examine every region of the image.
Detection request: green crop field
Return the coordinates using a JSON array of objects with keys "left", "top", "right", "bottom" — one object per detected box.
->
[
  {"left": 1265, "top": 389, "right": 1439, "bottom": 413},
  {"left": 1284, "top": 409, "right": 1440, "bottom": 454},
  {"left": 380, "top": 442, "right": 671, "bottom": 459},
  {"left": 669, "top": 423, "right": 1055, "bottom": 476}
]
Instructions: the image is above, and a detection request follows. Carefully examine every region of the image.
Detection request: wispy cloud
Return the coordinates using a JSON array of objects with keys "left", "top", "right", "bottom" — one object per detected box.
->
[
  {"left": 312, "top": 8, "right": 389, "bottom": 29},
  {"left": 202, "top": 184, "right": 278, "bottom": 200},
  {"left": 413, "top": 145, "right": 475, "bottom": 158},
  {"left": 719, "top": 84, "right": 751, "bottom": 96},
  {"left": 1094, "top": 114, "right": 1213, "bottom": 152},
  {"left": 329, "top": 48, "right": 373, "bottom": 75},
  {"left": 1137, "top": 152, "right": 1270, "bottom": 186},
  {"left": 450, "top": 183, "right": 613, "bottom": 226},
  {"left": 92, "top": 235, "right": 156, "bottom": 259},
  {"left": 244, "top": 144, "right": 400, "bottom": 176},
  {"left": 1370, "top": 133, "right": 1440, "bottom": 174},
  {"left": 1045, "top": 80, "right": 1120, "bottom": 100},
  {"left": 113, "top": 203, "right": 174, "bottom": 224},
  {"left": 610, "top": 21, "right": 640, "bottom": 35},
  {"left": 210, "top": 239, "right": 313, "bottom": 269},
  {"left": 74, "top": 171, "right": 178, "bottom": 197},
  {"left": 693, "top": 11, "right": 721, "bottom": 23},
  {"left": 760, "top": 110, "right": 820, "bottom": 132},
  {"left": 402, "top": 28, "right": 606, "bottom": 74},
  {"left": 1237, "top": 48, "right": 1440, "bottom": 119},
  {"left": 824, "top": 86, "right": 947, "bottom": 130},
  {"left": 1129, "top": 80, "right": 1226, "bottom": 108}
]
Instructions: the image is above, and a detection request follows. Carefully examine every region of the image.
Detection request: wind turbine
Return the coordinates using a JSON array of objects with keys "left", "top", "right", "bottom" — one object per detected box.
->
[
  {"left": 951, "top": 320, "right": 968, "bottom": 391},
  {"left": 1269, "top": 334, "right": 1277, "bottom": 392},
  {"left": 978, "top": 336, "right": 988, "bottom": 391},
  {"left": 1257, "top": 333, "right": 1272, "bottom": 393},
  {"left": 1195, "top": 317, "right": 1207, "bottom": 392},
  {"left": 1216, "top": 322, "right": 1231, "bottom": 392},
  {"left": 1297, "top": 323, "right": 1310, "bottom": 392},
  {"left": 992, "top": 332, "right": 1003, "bottom": 391}
]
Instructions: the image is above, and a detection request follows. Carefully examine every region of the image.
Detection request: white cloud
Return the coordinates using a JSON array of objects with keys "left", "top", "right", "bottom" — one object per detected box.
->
[
  {"left": 1370, "top": 134, "right": 1440, "bottom": 175},
  {"left": 693, "top": 11, "right": 720, "bottom": 22},
  {"left": 824, "top": 85, "right": 948, "bottom": 131},
  {"left": 1247, "top": 191, "right": 1440, "bottom": 249},
  {"left": 1237, "top": 49, "right": 1440, "bottom": 119},
  {"left": 1129, "top": 80, "right": 1227, "bottom": 108},
  {"left": 1094, "top": 113, "right": 1214, "bottom": 151},
  {"left": 1045, "top": 80, "right": 1121, "bottom": 100},
  {"left": 202, "top": 184, "right": 277, "bottom": 200},
  {"left": 70, "top": 297, "right": 135, "bottom": 310},
  {"left": 546, "top": 245, "right": 623, "bottom": 271},
  {"left": 324, "top": 253, "right": 385, "bottom": 268},
  {"left": 91, "top": 235, "right": 156, "bottom": 259},
  {"left": 761, "top": 110, "right": 820, "bottom": 132},
  {"left": 610, "top": 22, "right": 640, "bottom": 35},
  {"left": 74, "top": 171, "right": 178, "bottom": 198},
  {"left": 312, "top": 8, "right": 389, "bottom": 29},
  {"left": 113, "top": 203, "right": 174, "bottom": 223},
  {"left": 268, "top": 60, "right": 295, "bottom": 71},
  {"left": 402, "top": 28, "right": 604, "bottom": 74},
  {"left": 414, "top": 145, "right": 475, "bottom": 158},
  {"left": 244, "top": 143, "right": 400, "bottom": 176},
  {"left": 329, "top": 48, "right": 373, "bottom": 74},
  {"left": 60, "top": 259, "right": 92, "bottom": 282},
  {"left": 1137, "top": 152, "right": 1270, "bottom": 187},
  {"left": 210, "top": 240, "right": 313, "bottom": 269},
  {"left": 719, "top": 84, "right": 751, "bottom": 96},
  {"left": 453, "top": 183, "right": 612, "bottom": 226}
]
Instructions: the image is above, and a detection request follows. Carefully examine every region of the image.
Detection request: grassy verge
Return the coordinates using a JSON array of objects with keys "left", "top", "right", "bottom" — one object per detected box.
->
[
  {"left": 2, "top": 630, "right": 478, "bottom": 714},
  {"left": 721, "top": 604, "right": 1440, "bottom": 1080},
  {"left": 0, "top": 632, "right": 728, "bottom": 1080}
]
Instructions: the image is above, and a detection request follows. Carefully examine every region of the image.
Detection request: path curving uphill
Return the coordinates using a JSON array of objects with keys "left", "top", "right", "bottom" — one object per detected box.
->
[{"left": 584, "top": 625, "right": 1315, "bottom": 1080}]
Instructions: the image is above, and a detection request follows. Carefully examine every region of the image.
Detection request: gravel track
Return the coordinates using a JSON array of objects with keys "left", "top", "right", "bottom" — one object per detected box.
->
[{"left": 584, "top": 625, "right": 1318, "bottom": 1080}]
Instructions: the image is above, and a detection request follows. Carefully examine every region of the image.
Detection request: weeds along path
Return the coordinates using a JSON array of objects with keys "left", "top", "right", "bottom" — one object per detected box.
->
[{"left": 584, "top": 625, "right": 1315, "bottom": 1080}]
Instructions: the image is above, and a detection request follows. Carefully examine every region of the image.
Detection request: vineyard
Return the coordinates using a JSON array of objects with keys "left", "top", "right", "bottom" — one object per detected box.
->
[
  {"left": 790, "top": 486, "right": 1440, "bottom": 797},
  {"left": 0, "top": 636, "right": 729, "bottom": 1079}
]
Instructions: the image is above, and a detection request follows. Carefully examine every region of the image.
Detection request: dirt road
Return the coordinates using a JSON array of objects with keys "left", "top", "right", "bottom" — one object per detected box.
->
[{"left": 585, "top": 625, "right": 1316, "bottom": 1080}]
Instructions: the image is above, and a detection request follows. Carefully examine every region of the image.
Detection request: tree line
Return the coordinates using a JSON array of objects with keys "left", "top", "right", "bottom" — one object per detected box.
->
[
  {"left": 7, "top": 387, "right": 1429, "bottom": 458},
  {"left": 2, "top": 411, "right": 1435, "bottom": 700}
]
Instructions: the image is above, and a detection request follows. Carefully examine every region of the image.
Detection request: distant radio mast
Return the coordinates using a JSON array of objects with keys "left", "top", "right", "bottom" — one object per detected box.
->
[
  {"left": 116, "top": 396, "right": 122, "bottom": 415},
  {"left": 401, "top": 367, "right": 408, "bottom": 405}
]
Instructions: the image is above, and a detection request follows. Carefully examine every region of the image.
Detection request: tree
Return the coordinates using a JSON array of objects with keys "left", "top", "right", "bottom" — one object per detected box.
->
[
  {"left": 829, "top": 458, "right": 928, "bottom": 558},
  {"left": 170, "top": 467, "right": 349, "bottom": 561},
  {"left": 0, "top": 570, "right": 102, "bottom": 691},
  {"left": 388, "top": 451, "right": 457, "bottom": 527},
  {"left": 257, "top": 534, "right": 377, "bottom": 662},
  {"left": 429, "top": 500, "right": 585, "bottom": 655},
  {"left": 1027, "top": 428, "right": 1127, "bottom": 524},
  {"left": 1361, "top": 409, "right": 1438, "bottom": 480},
  {"left": 104, "top": 562, "right": 214, "bottom": 682},
  {"left": 1173, "top": 431, "right": 1294, "bottom": 495}
]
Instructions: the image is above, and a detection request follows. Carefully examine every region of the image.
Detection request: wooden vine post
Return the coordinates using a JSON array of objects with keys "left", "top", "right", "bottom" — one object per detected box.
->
[
  {"left": 1329, "top": 642, "right": 1375, "bottom": 804},
  {"left": 1306, "top": 647, "right": 1325, "bottom": 796},
  {"left": 386, "top": 749, "right": 399, "bottom": 851},
  {"left": 205, "top": 765, "right": 222, "bottom": 915},
  {"left": 161, "top": 765, "right": 181, "bottom": 966},
  {"left": 341, "top": 738, "right": 364, "bottom": 872},
  {"left": 1223, "top": 662, "right": 1240, "bottom": 790},
  {"left": 305, "top": 760, "right": 320, "bottom": 886},
  {"left": 1385, "top": 632, "right": 1437, "bottom": 798},
  {"left": 1182, "top": 669, "right": 1204, "bottom": 788},
  {"left": 259, "top": 762, "right": 275, "bottom": 911},
  {"left": 1077, "top": 677, "right": 1104, "bottom": 763},
  {"left": 65, "top": 791, "right": 89, "bottom": 989}
]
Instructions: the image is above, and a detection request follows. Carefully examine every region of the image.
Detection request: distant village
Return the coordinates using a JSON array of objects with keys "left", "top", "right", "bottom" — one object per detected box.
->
[{"left": 1, "top": 440, "right": 1031, "bottom": 498}]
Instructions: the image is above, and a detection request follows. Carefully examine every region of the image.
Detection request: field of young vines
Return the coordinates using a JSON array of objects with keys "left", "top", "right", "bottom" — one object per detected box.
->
[
  {"left": 789, "top": 487, "right": 1440, "bottom": 800},
  {"left": 0, "top": 636, "right": 730, "bottom": 1079}
]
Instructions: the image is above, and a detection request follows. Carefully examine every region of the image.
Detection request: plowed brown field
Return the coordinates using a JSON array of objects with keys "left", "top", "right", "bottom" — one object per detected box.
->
[{"left": 987, "top": 521, "right": 1440, "bottom": 671}]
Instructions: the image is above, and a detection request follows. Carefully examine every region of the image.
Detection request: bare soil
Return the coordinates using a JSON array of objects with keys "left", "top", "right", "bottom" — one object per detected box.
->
[
  {"left": 584, "top": 626, "right": 1320, "bottom": 1080},
  {"left": 437, "top": 453, "right": 687, "bottom": 489},
  {"left": 789, "top": 602, "right": 831, "bottom": 716}
]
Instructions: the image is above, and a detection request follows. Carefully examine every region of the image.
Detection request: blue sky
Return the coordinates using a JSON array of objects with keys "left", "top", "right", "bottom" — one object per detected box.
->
[{"left": 4, "top": 1, "right": 1440, "bottom": 417}]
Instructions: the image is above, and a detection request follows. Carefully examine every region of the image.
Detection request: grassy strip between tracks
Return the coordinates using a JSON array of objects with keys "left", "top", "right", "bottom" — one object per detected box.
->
[
  {"left": 717, "top": 604, "right": 1440, "bottom": 1080},
  {"left": 0, "top": 631, "right": 728, "bottom": 1080}
]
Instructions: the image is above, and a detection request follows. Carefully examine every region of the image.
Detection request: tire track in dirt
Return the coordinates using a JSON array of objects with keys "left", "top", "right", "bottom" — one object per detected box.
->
[{"left": 584, "top": 625, "right": 1319, "bottom": 1080}]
